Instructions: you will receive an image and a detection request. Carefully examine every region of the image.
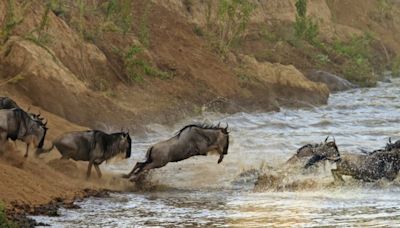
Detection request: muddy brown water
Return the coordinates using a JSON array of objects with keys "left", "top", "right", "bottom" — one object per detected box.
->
[{"left": 33, "top": 79, "right": 400, "bottom": 227}]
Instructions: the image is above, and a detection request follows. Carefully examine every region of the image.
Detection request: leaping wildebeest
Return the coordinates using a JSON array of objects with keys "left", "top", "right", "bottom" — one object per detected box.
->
[
  {"left": 39, "top": 130, "right": 132, "bottom": 179},
  {"left": 0, "top": 108, "right": 48, "bottom": 157},
  {"left": 123, "top": 123, "right": 230, "bottom": 180}
]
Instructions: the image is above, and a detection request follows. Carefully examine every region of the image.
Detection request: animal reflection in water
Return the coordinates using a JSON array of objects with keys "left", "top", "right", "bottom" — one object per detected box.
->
[
  {"left": 300, "top": 138, "right": 400, "bottom": 182},
  {"left": 123, "top": 124, "right": 230, "bottom": 181},
  {"left": 38, "top": 130, "right": 132, "bottom": 179}
]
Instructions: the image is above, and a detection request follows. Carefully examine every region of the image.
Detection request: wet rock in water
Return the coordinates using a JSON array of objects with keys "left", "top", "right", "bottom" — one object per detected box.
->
[
  {"left": 380, "top": 78, "right": 392, "bottom": 83},
  {"left": 306, "top": 70, "right": 357, "bottom": 92}
]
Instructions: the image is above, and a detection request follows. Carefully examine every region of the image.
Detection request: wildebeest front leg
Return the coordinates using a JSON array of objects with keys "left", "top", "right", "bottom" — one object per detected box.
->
[
  {"left": 24, "top": 143, "right": 30, "bottom": 158},
  {"left": 86, "top": 161, "right": 93, "bottom": 179},
  {"left": 94, "top": 164, "right": 102, "bottom": 178},
  {"left": 331, "top": 169, "right": 344, "bottom": 182},
  {"left": 0, "top": 132, "right": 7, "bottom": 153}
]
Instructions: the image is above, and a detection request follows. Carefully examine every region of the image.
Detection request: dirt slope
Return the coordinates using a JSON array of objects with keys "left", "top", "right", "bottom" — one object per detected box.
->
[{"left": 0, "top": 0, "right": 329, "bottom": 133}]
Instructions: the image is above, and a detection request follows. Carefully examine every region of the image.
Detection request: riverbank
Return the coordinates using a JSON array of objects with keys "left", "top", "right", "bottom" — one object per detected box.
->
[{"left": 1, "top": 0, "right": 400, "bottom": 226}]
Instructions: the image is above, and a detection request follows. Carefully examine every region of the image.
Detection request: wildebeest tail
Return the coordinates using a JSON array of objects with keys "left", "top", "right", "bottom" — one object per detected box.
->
[{"left": 35, "top": 142, "right": 55, "bottom": 157}]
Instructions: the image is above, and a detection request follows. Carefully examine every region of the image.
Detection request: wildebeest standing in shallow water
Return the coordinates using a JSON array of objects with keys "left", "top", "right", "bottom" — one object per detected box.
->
[
  {"left": 123, "top": 124, "right": 230, "bottom": 180},
  {"left": 0, "top": 108, "right": 48, "bottom": 157},
  {"left": 43, "top": 130, "right": 132, "bottom": 179}
]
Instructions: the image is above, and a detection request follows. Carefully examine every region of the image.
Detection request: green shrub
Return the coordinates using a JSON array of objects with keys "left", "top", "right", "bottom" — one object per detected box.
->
[
  {"left": 193, "top": 25, "right": 204, "bottom": 37},
  {"left": 342, "top": 57, "right": 377, "bottom": 87},
  {"left": 202, "top": 0, "right": 254, "bottom": 57},
  {"left": 138, "top": 1, "right": 151, "bottom": 47},
  {"left": 1, "top": 0, "right": 27, "bottom": 44},
  {"left": 294, "top": 0, "right": 319, "bottom": 43},
  {"left": 103, "top": 0, "right": 133, "bottom": 35},
  {"left": 48, "top": 0, "right": 66, "bottom": 17},
  {"left": 391, "top": 56, "right": 400, "bottom": 77},
  {"left": 123, "top": 45, "right": 171, "bottom": 82},
  {"left": 331, "top": 34, "right": 377, "bottom": 86},
  {"left": 0, "top": 202, "right": 16, "bottom": 228}
]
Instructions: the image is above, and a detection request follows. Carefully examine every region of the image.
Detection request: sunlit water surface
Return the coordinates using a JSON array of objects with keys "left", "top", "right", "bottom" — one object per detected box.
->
[{"left": 33, "top": 79, "right": 400, "bottom": 227}]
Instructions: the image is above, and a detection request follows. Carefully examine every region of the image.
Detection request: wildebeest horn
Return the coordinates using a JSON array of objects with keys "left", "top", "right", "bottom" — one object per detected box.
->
[
  {"left": 225, "top": 123, "right": 229, "bottom": 130},
  {"left": 218, "top": 122, "right": 221, "bottom": 128},
  {"left": 389, "top": 137, "right": 392, "bottom": 144},
  {"left": 325, "top": 136, "right": 329, "bottom": 142},
  {"left": 43, "top": 120, "right": 48, "bottom": 126},
  {"left": 333, "top": 136, "right": 336, "bottom": 143}
]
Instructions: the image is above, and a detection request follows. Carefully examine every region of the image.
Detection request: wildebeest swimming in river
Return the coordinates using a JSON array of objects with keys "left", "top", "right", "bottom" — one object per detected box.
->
[
  {"left": 38, "top": 130, "right": 132, "bottom": 179},
  {"left": 123, "top": 123, "right": 230, "bottom": 180},
  {"left": 331, "top": 150, "right": 400, "bottom": 182},
  {"left": 328, "top": 138, "right": 400, "bottom": 182},
  {"left": 0, "top": 108, "right": 48, "bottom": 157},
  {"left": 0, "top": 97, "right": 20, "bottom": 110},
  {"left": 286, "top": 136, "right": 341, "bottom": 168},
  {"left": 360, "top": 138, "right": 400, "bottom": 155}
]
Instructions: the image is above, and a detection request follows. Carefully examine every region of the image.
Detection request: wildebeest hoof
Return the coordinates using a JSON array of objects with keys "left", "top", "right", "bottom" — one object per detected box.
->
[{"left": 128, "top": 176, "right": 138, "bottom": 182}]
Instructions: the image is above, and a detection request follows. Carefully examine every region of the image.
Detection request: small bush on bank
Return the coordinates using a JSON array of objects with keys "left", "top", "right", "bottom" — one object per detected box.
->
[{"left": 0, "top": 201, "right": 16, "bottom": 228}]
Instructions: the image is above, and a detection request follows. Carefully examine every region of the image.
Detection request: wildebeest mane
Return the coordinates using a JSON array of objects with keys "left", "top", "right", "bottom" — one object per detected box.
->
[
  {"left": 9, "top": 108, "right": 28, "bottom": 140},
  {"left": 0, "top": 97, "right": 20, "bottom": 109},
  {"left": 176, "top": 123, "right": 226, "bottom": 138}
]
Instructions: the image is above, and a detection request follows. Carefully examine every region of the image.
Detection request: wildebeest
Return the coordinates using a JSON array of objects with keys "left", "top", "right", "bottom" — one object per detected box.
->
[
  {"left": 360, "top": 138, "right": 400, "bottom": 155},
  {"left": 286, "top": 136, "right": 341, "bottom": 168},
  {"left": 331, "top": 150, "right": 400, "bottom": 182},
  {"left": 0, "top": 108, "right": 48, "bottom": 157},
  {"left": 123, "top": 123, "right": 230, "bottom": 180},
  {"left": 42, "top": 130, "right": 132, "bottom": 179},
  {"left": 0, "top": 97, "right": 20, "bottom": 110}
]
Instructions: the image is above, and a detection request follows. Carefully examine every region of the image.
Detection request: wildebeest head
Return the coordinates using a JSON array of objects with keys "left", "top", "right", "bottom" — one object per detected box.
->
[
  {"left": 114, "top": 131, "right": 131, "bottom": 159},
  {"left": 304, "top": 136, "right": 341, "bottom": 168},
  {"left": 27, "top": 112, "right": 48, "bottom": 149},
  {"left": 385, "top": 138, "right": 400, "bottom": 151}
]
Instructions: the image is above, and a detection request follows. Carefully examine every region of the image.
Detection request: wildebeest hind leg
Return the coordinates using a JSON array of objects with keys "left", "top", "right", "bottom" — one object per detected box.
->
[
  {"left": 24, "top": 143, "right": 30, "bottom": 158},
  {"left": 94, "top": 164, "right": 102, "bottom": 178},
  {"left": 123, "top": 162, "right": 146, "bottom": 178},
  {"left": 138, "top": 162, "right": 165, "bottom": 174}
]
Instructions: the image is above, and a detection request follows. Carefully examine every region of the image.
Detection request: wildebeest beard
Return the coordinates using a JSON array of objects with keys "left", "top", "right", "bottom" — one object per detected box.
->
[
  {"left": 126, "top": 134, "right": 132, "bottom": 158},
  {"left": 223, "top": 134, "right": 229, "bottom": 155},
  {"left": 38, "top": 127, "right": 47, "bottom": 149}
]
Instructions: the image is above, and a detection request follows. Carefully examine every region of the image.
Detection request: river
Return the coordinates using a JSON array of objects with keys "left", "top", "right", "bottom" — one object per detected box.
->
[{"left": 33, "top": 79, "right": 400, "bottom": 227}]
